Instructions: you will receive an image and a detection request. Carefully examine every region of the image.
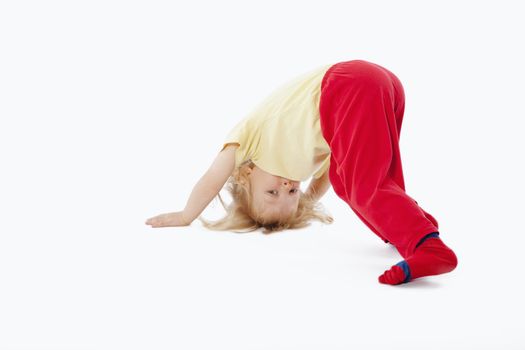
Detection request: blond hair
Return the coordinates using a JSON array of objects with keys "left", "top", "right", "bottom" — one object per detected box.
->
[{"left": 198, "top": 160, "right": 334, "bottom": 234}]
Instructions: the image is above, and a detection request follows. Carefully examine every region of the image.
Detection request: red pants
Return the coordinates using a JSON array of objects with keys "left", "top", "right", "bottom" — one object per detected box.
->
[{"left": 319, "top": 60, "right": 439, "bottom": 259}]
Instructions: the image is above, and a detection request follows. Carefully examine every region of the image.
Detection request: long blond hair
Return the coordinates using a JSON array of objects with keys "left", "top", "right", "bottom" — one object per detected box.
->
[{"left": 198, "top": 160, "right": 334, "bottom": 234}]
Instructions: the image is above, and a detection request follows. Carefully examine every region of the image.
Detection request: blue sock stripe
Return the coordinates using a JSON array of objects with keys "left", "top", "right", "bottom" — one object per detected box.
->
[
  {"left": 415, "top": 231, "right": 440, "bottom": 249},
  {"left": 395, "top": 260, "right": 412, "bottom": 283}
]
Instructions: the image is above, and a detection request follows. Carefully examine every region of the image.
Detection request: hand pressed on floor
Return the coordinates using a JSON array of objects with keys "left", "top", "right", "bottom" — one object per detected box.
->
[{"left": 145, "top": 211, "right": 190, "bottom": 228}]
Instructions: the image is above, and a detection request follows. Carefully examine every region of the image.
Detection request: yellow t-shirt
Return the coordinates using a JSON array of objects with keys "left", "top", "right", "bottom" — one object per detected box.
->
[{"left": 220, "top": 63, "right": 333, "bottom": 182}]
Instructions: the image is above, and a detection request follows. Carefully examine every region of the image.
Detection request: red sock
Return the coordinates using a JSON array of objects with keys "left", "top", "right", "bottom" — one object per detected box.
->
[{"left": 378, "top": 236, "right": 458, "bottom": 285}]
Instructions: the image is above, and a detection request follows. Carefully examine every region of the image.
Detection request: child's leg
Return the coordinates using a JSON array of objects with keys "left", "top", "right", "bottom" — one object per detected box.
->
[
  {"left": 319, "top": 60, "right": 457, "bottom": 283},
  {"left": 328, "top": 154, "right": 390, "bottom": 244}
]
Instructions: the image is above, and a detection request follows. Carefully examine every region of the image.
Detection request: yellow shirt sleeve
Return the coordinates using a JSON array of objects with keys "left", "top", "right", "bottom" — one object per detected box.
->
[
  {"left": 312, "top": 156, "right": 330, "bottom": 179},
  {"left": 221, "top": 116, "right": 260, "bottom": 169}
]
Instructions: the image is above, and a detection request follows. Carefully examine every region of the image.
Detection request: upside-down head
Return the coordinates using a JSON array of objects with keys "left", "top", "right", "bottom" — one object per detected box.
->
[{"left": 199, "top": 160, "right": 333, "bottom": 234}]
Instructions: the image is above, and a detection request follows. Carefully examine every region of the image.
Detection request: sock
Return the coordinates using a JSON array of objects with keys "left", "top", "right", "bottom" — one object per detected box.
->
[{"left": 378, "top": 232, "right": 458, "bottom": 285}]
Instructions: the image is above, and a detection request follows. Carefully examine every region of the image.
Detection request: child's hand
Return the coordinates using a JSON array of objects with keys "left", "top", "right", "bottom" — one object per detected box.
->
[{"left": 145, "top": 211, "right": 191, "bottom": 228}]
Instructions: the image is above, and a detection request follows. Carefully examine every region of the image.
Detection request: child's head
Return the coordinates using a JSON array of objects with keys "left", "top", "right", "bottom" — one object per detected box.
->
[
  {"left": 245, "top": 161, "right": 301, "bottom": 222},
  {"left": 199, "top": 160, "right": 333, "bottom": 234}
]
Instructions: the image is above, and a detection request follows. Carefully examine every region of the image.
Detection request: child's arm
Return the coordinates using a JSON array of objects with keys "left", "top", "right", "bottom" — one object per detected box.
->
[
  {"left": 304, "top": 169, "right": 331, "bottom": 202},
  {"left": 145, "top": 144, "right": 238, "bottom": 227},
  {"left": 183, "top": 144, "right": 238, "bottom": 222}
]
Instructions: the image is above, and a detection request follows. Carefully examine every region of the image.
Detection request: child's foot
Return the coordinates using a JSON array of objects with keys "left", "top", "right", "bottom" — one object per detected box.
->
[{"left": 378, "top": 234, "right": 458, "bottom": 285}]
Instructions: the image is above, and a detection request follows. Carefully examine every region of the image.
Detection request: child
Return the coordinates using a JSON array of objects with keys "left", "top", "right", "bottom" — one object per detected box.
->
[{"left": 145, "top": 59, "right": 458, "bottom": 285}]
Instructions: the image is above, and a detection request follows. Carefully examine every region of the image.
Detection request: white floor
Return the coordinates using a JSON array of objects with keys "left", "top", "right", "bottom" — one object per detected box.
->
[
  {"left": 1, "top": 1, "right": 524, "bottom": 349},
  {"left": 2, "top": 187, "right": 523, "bottom": 350}
]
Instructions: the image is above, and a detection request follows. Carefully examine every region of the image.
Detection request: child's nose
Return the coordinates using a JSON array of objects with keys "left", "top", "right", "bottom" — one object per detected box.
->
[{"left": 282, "top": 179, "right": 294, "bottom": 188}]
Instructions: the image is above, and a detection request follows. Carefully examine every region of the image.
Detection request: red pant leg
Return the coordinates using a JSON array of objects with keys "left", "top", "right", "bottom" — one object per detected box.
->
[
  {"left": 328, "top": 153, "right": 391, "bottom": 244},
  {"left": 319, "top": 60, "right": 439, "bottom": 259}
]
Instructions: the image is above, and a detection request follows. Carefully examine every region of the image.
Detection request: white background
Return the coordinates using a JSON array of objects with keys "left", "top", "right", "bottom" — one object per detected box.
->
[{"left": 1, "top": 0, "right": 524, "bottom": 349}]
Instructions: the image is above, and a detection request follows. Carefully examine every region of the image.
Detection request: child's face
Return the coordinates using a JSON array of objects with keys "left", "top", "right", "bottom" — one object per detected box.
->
[{"left": 246, "top": 165, "right": 301, "bottom": 222}]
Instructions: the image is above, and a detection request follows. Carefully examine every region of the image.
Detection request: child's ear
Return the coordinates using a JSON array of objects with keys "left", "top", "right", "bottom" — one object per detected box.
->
[
  {"left": 241, "top": 169, "right": 251, "bottom": 185},
  {"left": 240, "top": 163, "right": 252, "bottom": 177},
  {"left": 232, "top": 164, "right": 248, "bottom": 185}
]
